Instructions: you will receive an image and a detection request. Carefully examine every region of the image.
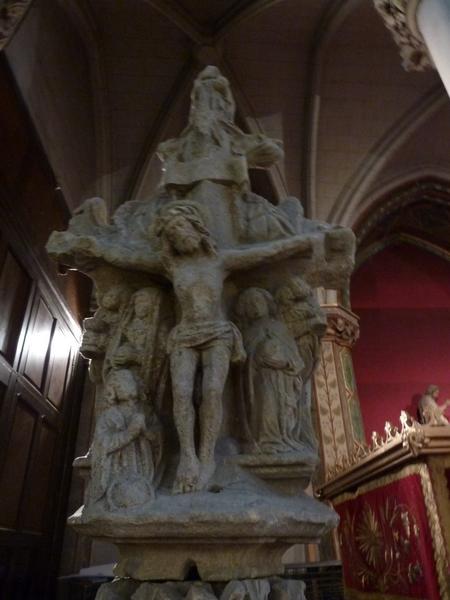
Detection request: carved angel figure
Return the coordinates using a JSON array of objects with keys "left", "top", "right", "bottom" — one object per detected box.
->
[
  {"left": 235, "top": 287, "right": 306, "bottom": 453},
  {"left": 88, "top": 369, "right": 162, "bottom": 511},
  {"left": 418, "top": 384, "right": 450, "bottom": 426}
]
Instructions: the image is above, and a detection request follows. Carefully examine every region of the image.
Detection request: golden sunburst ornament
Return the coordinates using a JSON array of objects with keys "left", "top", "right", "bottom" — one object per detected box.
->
[{"left": 355, "top": 506, "right": 383, "bottom": 568}]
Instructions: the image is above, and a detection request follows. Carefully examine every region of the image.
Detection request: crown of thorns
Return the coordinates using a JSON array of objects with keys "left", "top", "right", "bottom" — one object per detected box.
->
[{"left": 152, "top": 201, "right": 210, "bottom": 238}]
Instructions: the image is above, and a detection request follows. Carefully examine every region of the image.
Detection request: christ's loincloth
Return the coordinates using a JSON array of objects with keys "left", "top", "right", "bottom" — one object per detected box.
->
[{"left": 167, "top": 320, "right": 246, "bottom": 363}]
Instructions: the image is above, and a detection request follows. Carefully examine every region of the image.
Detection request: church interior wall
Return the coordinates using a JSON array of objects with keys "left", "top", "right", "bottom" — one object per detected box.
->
[
  {"left": 351, "top": 242, "right": 450, "bottom": 436},
  {"left": 4, "top": 0, "right": 97, "bottom": 211}
]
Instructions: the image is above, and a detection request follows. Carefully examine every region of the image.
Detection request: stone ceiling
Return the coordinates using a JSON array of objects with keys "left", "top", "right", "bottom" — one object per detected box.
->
[{"left": 5, "top": 0, "right": 450, "bottom": 227}]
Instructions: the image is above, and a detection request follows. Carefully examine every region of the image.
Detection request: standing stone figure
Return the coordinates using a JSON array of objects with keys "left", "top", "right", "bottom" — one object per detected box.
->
[
  {"left": 276, "top": 278, "right": 327, "bottom": 451},
  {"left": 81, "top": 284, "right": 131, "bottom": 383},
  {"left": 418, "top": 384, "right": 450, "bottom": 425},
  {"left": 89, "top": 369, "right": 162, "bottom": 511},
  {"left": 235, "top": 287, "right": 305, "bottom": 454},
  {"left": 276, "top": 277, "right": 326, "bottom": 381},
  {"left": 107, "top": 286, "right": 171, "bottom": 407}
]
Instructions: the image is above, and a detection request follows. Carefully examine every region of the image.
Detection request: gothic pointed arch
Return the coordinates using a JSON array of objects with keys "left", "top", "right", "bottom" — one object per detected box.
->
[{"left": 354, "top": 177, "right": 450, "bottom": 268}]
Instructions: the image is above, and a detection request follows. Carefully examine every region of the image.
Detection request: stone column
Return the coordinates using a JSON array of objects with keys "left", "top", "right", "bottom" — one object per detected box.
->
[
  {"left": 313, "top": 289, "right": 365, "bottom": 478},
  {"left": 416, "top": 0, "right": 450, "bottom": 94},
  {"left": 374, "top": 0, "right": 450, "bottom": 97}
]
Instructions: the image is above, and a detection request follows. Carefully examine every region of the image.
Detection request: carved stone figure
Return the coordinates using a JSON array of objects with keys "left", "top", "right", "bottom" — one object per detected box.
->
[
  {"left": 157, "top": 66, "right": 283, "bottom": 192},
  {"left": 69, "top": 201, "right": 315, "bottom": 492},
  {"left": 88, "top": 369, "right": 162, "bottom": 511},
  {"left": 46, "top": 65, "right": 355, "bottom": 595},
  {"left": 235, "top": 287, "right": 306, "bottom": 454},
  {"left": 81, "top": 284, "right": 131, "bottom": 383},
  {"left": 276, "top": 277, "right": 326, "bottom": 380},
  {"left": 106, "top": 286, "right": 171, "bottom": 406},
  {"left": 236, "top": 191, "right": 295, "bottom": 243},
  {"left": 418, "top": 384, "right": 450, "bottom": 425}
]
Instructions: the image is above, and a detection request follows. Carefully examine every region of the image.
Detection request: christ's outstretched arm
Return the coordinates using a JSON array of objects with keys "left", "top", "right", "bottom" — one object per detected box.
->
[
  {"left": 47, "top": 231, "right": 165, "bottom": 276},
  {"left": 100, "top": 240, "right": 165, "bottom": 275},
  {"left": 223, "top": 235, "right": 313, "bottom": 273}
]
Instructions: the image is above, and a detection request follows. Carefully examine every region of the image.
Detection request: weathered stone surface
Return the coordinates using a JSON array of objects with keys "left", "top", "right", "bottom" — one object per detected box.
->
[
  {"left": 94, "top": 578, "right": 306, "bottom": 600},
  {"left": 47, "top": 65, "right": 354, "bottom": 583}
]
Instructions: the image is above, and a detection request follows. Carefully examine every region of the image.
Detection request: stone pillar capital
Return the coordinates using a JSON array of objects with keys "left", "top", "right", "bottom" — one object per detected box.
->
[
  {"left": 322, "top": 305, "right": 360, "bottom": 348},
  {"left": 373, "top": 0, "right": 433, "bottom": 71}
]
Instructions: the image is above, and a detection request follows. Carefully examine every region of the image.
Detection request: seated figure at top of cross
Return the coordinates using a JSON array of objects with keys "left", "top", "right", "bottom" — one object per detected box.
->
[
  {"left": 70, "top": 201, "right": 314, "bottom": 493},
  {"left": 157, "top": 66, "right": 283, "bottom": 191}
]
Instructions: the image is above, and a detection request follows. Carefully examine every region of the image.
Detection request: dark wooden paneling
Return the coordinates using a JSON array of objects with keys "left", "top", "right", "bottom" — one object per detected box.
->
[
  {"left": 23, "top": 297, "right": 54, "bottom": 392},
  {"left": 0, "top": 251, "right": 32, "bottom": 364},
  {"left": 0, "top": 55, "right": 90, "bottom": 599},
  {"left": 0, "top": 380, "right": 7, "bottom": 423},
  {"left": 0, "top": 540, "right": 11, "bottom": 594},
  {"left": 46, "top": 326, "right": 72, "bottom": 409},
  {"left": 0, "top": 396, "right": 36, "bottom": 529},
  {"left": 0, "top": 62, "right": 29, "bottom": 191},
  {"left": 20, "top": 419, "right": 58, "bottom": 533}
]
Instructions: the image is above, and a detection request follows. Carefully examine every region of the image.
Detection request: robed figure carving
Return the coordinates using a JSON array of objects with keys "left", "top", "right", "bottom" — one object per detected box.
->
[
  {"left": 276, "top": 277, "right": 327, "bottom": 381},
  {"left": 89, "top": 369, "right": 162, "bottom": 511},
  {"left": 236, "top": 288, "right": 306, "bottom": 454},
  {"left": 106, "top": 286, "right": 171, "bottom": 408},
  {"left": 157, "top": 66, "right": 283, "bottom": 192}
]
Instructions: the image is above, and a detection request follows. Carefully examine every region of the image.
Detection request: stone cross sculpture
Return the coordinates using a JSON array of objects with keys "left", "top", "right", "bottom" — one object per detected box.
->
[{"left": 47, "top": 66, "right": 355, "bottom": 600}]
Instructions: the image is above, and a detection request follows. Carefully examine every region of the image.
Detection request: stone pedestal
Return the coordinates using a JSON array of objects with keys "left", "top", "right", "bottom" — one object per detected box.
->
[{"left": 70, "top": 460, "right": 337, "bottom": 584}]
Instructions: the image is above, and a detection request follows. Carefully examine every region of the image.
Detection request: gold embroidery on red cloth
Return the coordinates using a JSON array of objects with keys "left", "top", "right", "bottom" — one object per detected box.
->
[
  {"left": 334, "top": 464, "right": 449, "bottom": 600},
  {"left": 339, "top": 497, "right": 422, "bottom": 592}
]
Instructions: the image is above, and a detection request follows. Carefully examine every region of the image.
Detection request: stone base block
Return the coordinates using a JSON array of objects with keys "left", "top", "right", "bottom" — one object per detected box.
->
[
  {"left": 231, "top": 451, "right": 319, "bottom": 495},
  {"left": 96, "top": 577, "right": 306, "bottom": 600},
  {"left": 114, "top": 542, "right": 292, "bottom": 582}
]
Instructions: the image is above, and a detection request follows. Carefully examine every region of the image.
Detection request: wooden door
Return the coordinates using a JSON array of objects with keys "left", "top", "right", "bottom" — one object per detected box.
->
[
  {"left": 0, "top": 247, "right": 84, "bottom": 599},
  {"left": 0, "top": 55, "right": 90, "bottom": 599}
]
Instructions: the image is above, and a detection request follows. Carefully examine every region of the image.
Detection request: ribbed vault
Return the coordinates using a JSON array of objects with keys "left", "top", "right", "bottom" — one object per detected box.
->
[{"left": 4, "top": 0, "right": 449, "bottom": 224}]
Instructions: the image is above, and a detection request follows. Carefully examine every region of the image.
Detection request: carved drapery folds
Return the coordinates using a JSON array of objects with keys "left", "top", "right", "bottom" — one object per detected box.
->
[
  {"left": 0, "top": 0, "right": 33, "bottom": 50},
  {"left": 373, "top": 0, "right": 432, "bottom": 71},
  {"left": 47, "top": 66, "right": 355, "bottom": 586},
  {"left": 235, "top": 284, "right": 324, "bottom": 457}
]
